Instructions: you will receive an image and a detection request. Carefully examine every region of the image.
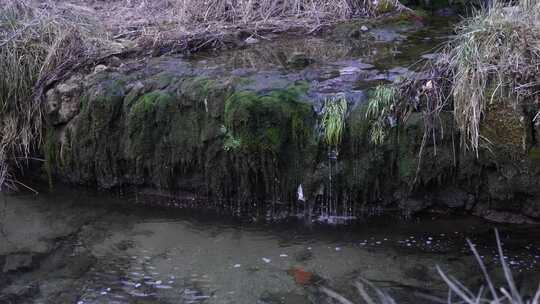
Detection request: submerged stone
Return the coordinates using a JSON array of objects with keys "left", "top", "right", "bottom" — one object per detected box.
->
[
  {"left": 286, "top": 52, "right": 315, "bottom": 69},
  {"left": 3, "top": 254, "right": 33, "bottom": 273}
]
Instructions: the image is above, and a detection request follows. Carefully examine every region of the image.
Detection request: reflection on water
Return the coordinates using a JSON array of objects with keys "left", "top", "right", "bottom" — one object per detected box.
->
[
  {"left": 2, "top": 190, "right": 540, "bottom": 304},
  {"left": 188, "top": 17, "right": 453, "bottom": 77}
]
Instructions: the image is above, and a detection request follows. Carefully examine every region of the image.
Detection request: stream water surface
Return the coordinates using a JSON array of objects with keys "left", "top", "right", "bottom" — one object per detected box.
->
[{"left": 2, "top": 190, "right": 540, "bottom": 304}]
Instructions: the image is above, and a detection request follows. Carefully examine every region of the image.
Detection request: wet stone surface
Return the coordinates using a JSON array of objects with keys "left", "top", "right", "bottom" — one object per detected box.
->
[{"left": 187, "top": 17, "right": 454, "bottom": 110}]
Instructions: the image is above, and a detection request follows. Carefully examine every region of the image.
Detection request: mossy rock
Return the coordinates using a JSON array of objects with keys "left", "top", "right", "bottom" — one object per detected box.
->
[
  {"left": 224, "top": 82, "right": 314, "bottom": 153},
  {"left": 481, "top": 101, "right": 526, "bottom": 158}
]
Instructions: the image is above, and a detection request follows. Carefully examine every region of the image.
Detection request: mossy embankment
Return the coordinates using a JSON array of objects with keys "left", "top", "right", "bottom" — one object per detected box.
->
[
  {"left": 44, "top": 62, "right": 321, "bottom": 207},
  {"left": 42, "top": 52, "right": 540, "bottom": 222},
  {"left": 6, "top": 0, "right": 540, "bottom": 223},
  {"left": 0, "top": 0, "right": 457, "bottom": 193}
]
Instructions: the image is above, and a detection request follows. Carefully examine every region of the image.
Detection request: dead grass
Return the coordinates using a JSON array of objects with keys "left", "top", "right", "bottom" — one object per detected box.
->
[
  {"left": 172, "top": 0, "right": 365, "bottom": 24},
  {"left": 0, "top": 0, "right": 112, "bottom": 191},
  {"left": 66, "top": 0, "right": 409, "bottom": 55},
  {"left": 441, "top": 0, "right": 540, "bottom": 154}
]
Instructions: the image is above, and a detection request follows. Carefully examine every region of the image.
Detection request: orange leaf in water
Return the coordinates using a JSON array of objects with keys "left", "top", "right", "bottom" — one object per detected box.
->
[{"left": 290, "top": 266, "right": 313, "bottom": 285}]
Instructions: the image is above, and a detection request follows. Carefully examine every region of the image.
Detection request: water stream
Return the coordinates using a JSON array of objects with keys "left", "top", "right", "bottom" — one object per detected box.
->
[{"left": 2, "top": 190, "right": 540, "bottom": 304}]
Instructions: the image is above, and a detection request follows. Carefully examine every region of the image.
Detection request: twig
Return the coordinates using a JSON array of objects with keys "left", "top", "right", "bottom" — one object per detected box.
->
[{"left": 319, "top": 286, "right": 356, "bottom": 304}]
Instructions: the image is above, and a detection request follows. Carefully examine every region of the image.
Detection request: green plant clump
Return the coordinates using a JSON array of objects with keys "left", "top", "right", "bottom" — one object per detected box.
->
[
  {"left": 322, "top": 95, "right": 348, "bottom": 148},
  {"left": 224, "top": 83, "right": 313, "bottom": 154},
  {"left": 366, "top": 85, "right": 397, "bottom": 145}
]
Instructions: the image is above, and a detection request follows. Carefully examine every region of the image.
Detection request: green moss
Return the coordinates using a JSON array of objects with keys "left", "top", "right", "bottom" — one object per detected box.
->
[
  {"left": 131, "top": 91, "right": 173, "bottom": 115},
  {"left": 529, "top": 148, "right": 540, "bottom": 161},
  {"left": 43, "top": 127, "right": 57, "bottom": 189},
  {"left": 80, "top": 95, "right": 89, "bottom": 113},
  {"left": 348, "top": 102, "right": 371, "bottom": 142},
  {"left": 127, "top": 91, "right": 175, "bottom": 156},
  {"left": 224, "top": 83, "right": 313, "bottom": 153},
  {"left": 397, "top": 146, "right": 416, "bottom": 180},
  {"left": 481, "top": 101, "right": 525, "bottom": 157},
  {"left": 528, "top": 148, "right": 540, "bottom": 173},
  {"left": 181, "top": 77, "right": 218, "bottom": 101},
  {"left": 154, "top": 72, "right": 176, "bottom": 89},
  {"left": 375, "top": 0, "right": 397, "bottom": 14}
]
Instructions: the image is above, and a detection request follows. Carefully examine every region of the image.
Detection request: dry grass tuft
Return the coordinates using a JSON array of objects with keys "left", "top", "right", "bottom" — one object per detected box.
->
[
  {"left": 442, "top": 0, "right": 540, "bottom": 154},
  {"left": 88, "top": 0, "right": 407, "bottom": 52},
  {"left": 371, "top": 0, "right": 540, "bottom": 174},
  {"left": 126, "top": 0, "right": 399, "bottom": 26},
  {"left": 0, "top": 0, "right": 111, "bottom": 191}
]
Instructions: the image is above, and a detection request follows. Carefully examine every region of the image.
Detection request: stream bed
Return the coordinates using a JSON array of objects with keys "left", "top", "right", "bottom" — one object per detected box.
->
[{"left": 2, "top": 189, "right": 540, "bottom": 304}]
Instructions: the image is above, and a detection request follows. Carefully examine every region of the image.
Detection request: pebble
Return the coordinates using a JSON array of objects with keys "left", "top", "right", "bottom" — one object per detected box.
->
[
  {"left": 262, "top": 258, "right": 271, "bottom": 263},
  {"left": 245, "top": 37, "right": 259, "bottom": 44}
]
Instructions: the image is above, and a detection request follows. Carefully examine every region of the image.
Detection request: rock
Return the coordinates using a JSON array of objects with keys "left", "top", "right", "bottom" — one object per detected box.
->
[
  {"left": 93, "top": 64, "right": 108, "bottom": 74},
  {"left": 286, "top": 52, "right": 314, "bottom": 69},
  {"left": 45, "top": 75, "right": 83, "bottom": 125},
  {"left": 349, "top": 29, "right": 360, "bottom": 38},
  {"left": 435, "top": 7, "right": 456, "bottom": 17},
  {"left": 369, "top": 28, "right": 405, "bottom": 43},
  {"left": 435, "top": 188, "right": 467, "bottom": 209},
  {"left": 522, "top": 198, "right": 540, "bottom": 219},
  {"left": 465, "top": 194, "right": 476, "bottom": 211},
  {"left": 399, "top": 197, "right": 430, "bottom": 214},
  {"left": 3, "top": 253, "right": 34, "bottom": 273},
  {"left": 107, "top": 56, "right": 122, "bottom": 67},
  {"left": 0, "top": 283, "right": 39, "bottom": 303},
  {"left": 245, "top": 37, "right": 259, "bottom": 44},
  {"left": 478, "top": 209, "right": 538, "bottom": 224},
  {"left": 360, "top": 25, "right": 369, "bottom": 32}
]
